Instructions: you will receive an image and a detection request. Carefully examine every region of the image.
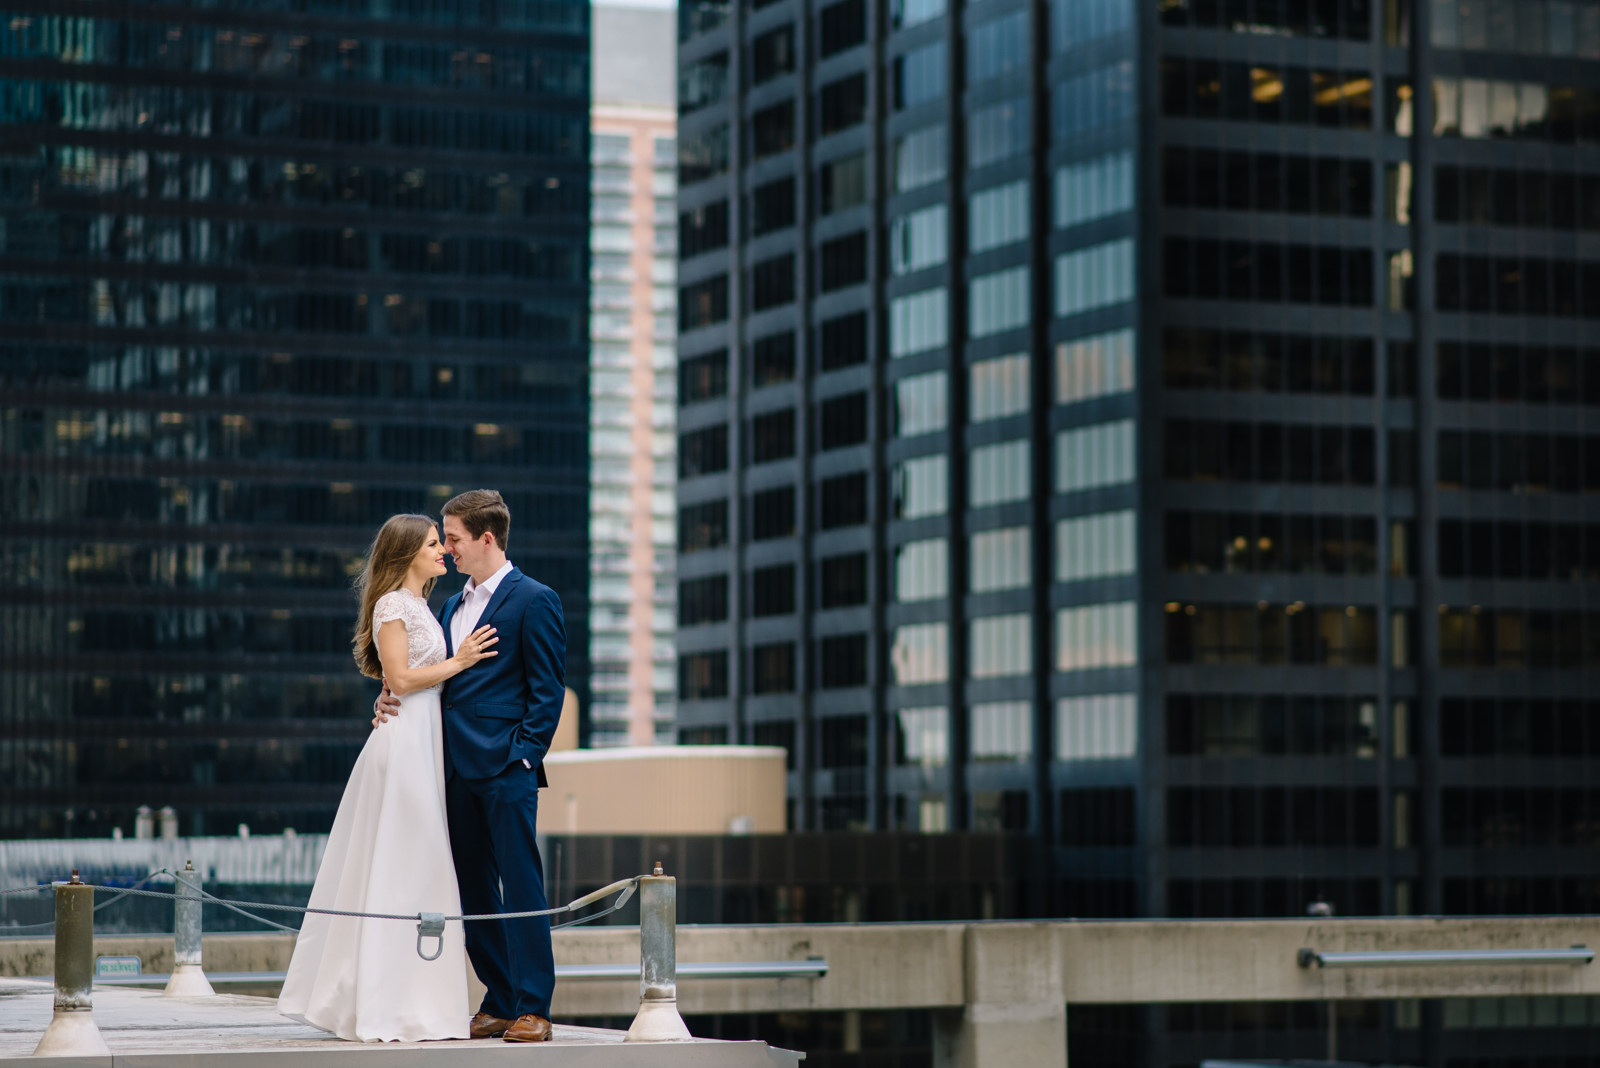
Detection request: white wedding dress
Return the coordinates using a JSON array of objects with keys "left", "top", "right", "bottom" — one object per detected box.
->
[{"left": 278, "top": 589, "right": 469, "bottom": 1042}]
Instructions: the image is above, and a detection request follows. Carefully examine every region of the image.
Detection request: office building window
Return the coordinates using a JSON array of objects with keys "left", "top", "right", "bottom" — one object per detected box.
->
[
  {"left": 893, "top": 124, "right": 948, "bottom": 192},
  {"left": 971, "top": 526, "right": 1030, "bottom": 592},
  {"left": 1056, "top": 420, "right": 1135, "bottom": 492},
  {"left": 818, "top": 471, "right": 869, "bottom": 529},
  {"left": 968, "top": 10, "right": 1028, "bottom": 84},
  {"left": 1167, "top": 787, "right": 1380, "bottom": 849},
  {"left": 1433, "top": 165, "right": 1600, "bottom": 231},
  {"left": 1052, "top": 0, "right": 1134, "bottom": 50},
  {"left": 890, "top": 287, "right": 948, "bottom": 357},
  {"left": 892, "top": 453, "right": 948, "bottom": 518},
  {"left": 970, "top": 439, "right": 1030, "bottom": 507},
  {"left": 819, "top": 152, "right": 869, "bottom": 214},
  {"left": 1161, "top": 147, "right": 1374, "bottom": 219},
  {"left": 1054, "top": 60, "right": 1136, "bottom": 137},
  {"left": 1437, "top": 696, "right": 1600, "bottom": 759},
  {"left": 894, "top": 41, "right": 946, "bottom": 109},
  {"left": 1435, "top": 251, "right": 1596, "bottom": 317},
  {"left": 1437, "top": 608, "right": 1600, "bottom": 669},
  {"left": 680, "top": 274, "right": 729, "bottom": 330},
  {"left": 894, "top": 537, "right": 949, "bottom": 602},
  {"left": 1437, "top": 341, "right": 1598, "bottom": 404},
  {"left": 819, "top": 310, "right": 870, "bottom": 370},
  {"left": 750, "top": 253, "right": 796, "bottom": 310},
  {"left": 1057, "top": 511, "right": 1137, "bottom": 581},
  {"left": 1057, "top": 694, "right": 1137, "bottom": 760},
  {"left": 678, "top": 650, "right": 729, "bottom": 700},
  {"left": 1164, "top": 420, "right": 1376, "bottom": 486},
  {"left": 970, "top": 180, "right": 1030, "bottom": 253},
  {"left": 1159, "top": 60, "right": 1373, "bottom": 129},
  {"left": 818, "top": 72, "right": 869, "bottom": 136},
  {"left": 679, "top": 349, "right": 729, "bottom": 404},
  {"left": 891, "top": 621, "right": 949, "bottom": 685},
  {"left": 970, "top": 353, "right": 1030, "bottom": 422},
  {"left": 971, "top": 699, "right": 1033, "bottom": 759},
  {"left": 679, "top": 123, "right": 729, "bottom": 184},
  {"left": 1161, "top": 329, "right": 1375, "bottom": 396},
  {"left": 971, "top": 616, "right": 1032, "bottom": 679},
  {"left": 750, "top": 99, "right": 796, "bottom": 159},
  {"left": 1057, "top": 328, "right": 1134, "bottom": 403},
  {"left": 969, "top": 97, "right": 1029, "bottom": 169},
  {"left": 816, "top": 633, "right": 869, "bottom": 688},
  {"left": 749, "top": 486, "right": 797, "bottom": 541},
  {"left": 749, "top": 408, "right": 796, "bottom": 463},
  {"left": 1059, "top": 787, "right": 1136, "bottom": 849},
  {"left": 893, "top": 370, "right": 949, "bottom": 437},
  {"left": 819, "top": 231, "right": 869, "bottom": 291},
  {"left": 680, "top": 200, "right": 729, "bottom": 257},
  {"left": 819, "top": 0, "right": 866, "bottom": 56},
  {"left": 750, "top": 176, "right": 796, "bottom": 235},
  {"left": 970, "top": 266, "right": 1030, "bottom": 338},
  {"left": 1166, "top": 694, "right": 1379, "bottom": 758},
  {"left": 750, "top": 641, "right": 797, "bottom": 693},
  {"left": 895, "top": 706, "right": 948, "bottom": 766},
  {"left": 1055, "top": 239, "right": 1134, "bottom": 318},
  {"left": 1437, "top": 518, "right": 1600, "bottom": 581},
  {"left": 679, "top": 574, "right": 729, "bottom": 626},
  {"left": 680, "top": 52, "right": 729, "bottom": 116},
  {"left": 1159, "top": 0, "right": 1367, "bottom": 37},
  {"left": 819, "top": 552, "right": 869, "bottom": 608},
  {"left": 750, "top": 332, "right": 797, "bottom": 388},
  {"left": 751, "top": 719, "right": 797, "bottom": 768},
  {"left": 751, "top": 24, "right": 796, "bottom": 85},
  {"left": 1166, "top": 511, "right": 1379, "bottom": 576},
  {"left": 1165, "top": 238, "right": 1375, "bottom": 306},
  {"left": 817, "top": 391, "right": 869, "bottom": 450},
  {"left": 818, "top": 714, "right": 869, "bottom": 766},
  {"left": 679, "top": 499, "right": 729, "bottom": 554},
  {"left": 679, "top": 423, "right": 729, "bottom": 477},
  {"left": 1056, "top": 151, "right": 1135, "bottom": 229},
  {"left": 750, "top": 563, "right": 796, "bottom": 617},
  {"left": 1057, "top": 602, "right": 1137, "bottom": 670},
  {"left": 1164, "top": 603, "right": 1380, "bottom": 667},
  {"left": 890, "top": 204, "right": 949, "bottom": 276}
]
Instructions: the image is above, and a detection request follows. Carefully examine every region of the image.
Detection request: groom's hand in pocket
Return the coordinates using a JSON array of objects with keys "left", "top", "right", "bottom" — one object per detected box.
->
[{"left": 371, "top": 680, "right": 402, "bottom": 728}]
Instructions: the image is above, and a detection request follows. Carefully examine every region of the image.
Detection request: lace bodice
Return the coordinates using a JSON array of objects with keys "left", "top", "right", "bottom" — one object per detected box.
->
[{"left": 372, "top": 590, "right": 448, "bottom": 684}]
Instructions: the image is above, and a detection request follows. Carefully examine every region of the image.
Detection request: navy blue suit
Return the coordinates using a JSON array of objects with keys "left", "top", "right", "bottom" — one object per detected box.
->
[{"left": 438, "top": 567, "right": 564, "bottom": 1021}]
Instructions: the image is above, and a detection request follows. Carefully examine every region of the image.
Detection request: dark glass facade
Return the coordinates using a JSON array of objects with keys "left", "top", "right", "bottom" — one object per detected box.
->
[
  {"left": 0, "top": 0, "right": 590, "bottom": 838},
  {"left": 678, "top": 0, "right": 1600, "bottom": 1063}
]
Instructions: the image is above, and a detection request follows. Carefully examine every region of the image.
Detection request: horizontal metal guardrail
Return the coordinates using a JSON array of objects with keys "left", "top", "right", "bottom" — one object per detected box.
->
[
  {"left": 1298, "top": 946, "right": 1594, "bottom": 968},
  {"left": 75, "top": 958, "right": 831, "bottom": 987}
]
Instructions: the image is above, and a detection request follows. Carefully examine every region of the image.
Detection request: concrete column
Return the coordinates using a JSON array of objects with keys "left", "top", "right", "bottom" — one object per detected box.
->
[{"left": 933, "top": 924, "right": 1067, "bottom": 1068}]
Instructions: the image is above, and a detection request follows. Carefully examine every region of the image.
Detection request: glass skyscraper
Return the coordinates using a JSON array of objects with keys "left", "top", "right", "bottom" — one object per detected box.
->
[
  {"left": 0, "top": 0, "right": 591, "bottom": 838},
  {"left": 676, "top": 0, "right": 1600, "bottom": 1058}
]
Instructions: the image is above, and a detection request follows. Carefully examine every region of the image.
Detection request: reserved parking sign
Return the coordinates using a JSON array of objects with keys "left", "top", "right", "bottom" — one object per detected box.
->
[{"left": 95, "top": 956, "right": 140, "bottom": 979}]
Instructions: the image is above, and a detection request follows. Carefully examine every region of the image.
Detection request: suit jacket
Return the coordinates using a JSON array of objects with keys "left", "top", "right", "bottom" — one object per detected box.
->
[{"left": 438, "top": 568, "right": 565, "bottom": 784}]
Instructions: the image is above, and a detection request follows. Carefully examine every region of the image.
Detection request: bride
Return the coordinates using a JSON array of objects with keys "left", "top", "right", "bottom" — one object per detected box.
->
[{"left": 278, "top": 514, "right": 498, "bottom": 1042}]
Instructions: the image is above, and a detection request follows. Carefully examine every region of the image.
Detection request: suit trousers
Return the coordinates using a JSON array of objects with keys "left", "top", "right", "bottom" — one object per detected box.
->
[{"left": 445, "top": 763, "right": 554, "bottom": 1020}]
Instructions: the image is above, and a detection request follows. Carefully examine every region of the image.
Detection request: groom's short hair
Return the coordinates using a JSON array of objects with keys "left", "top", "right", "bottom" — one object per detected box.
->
[{"left": 442, "top": 489, "right": 510, "bottom": 551}]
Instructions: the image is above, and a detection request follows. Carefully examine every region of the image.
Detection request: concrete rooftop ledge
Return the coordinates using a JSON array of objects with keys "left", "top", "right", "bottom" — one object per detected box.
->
[{"left": 0, "top": 978, "right": 803, "bottom": 1068}]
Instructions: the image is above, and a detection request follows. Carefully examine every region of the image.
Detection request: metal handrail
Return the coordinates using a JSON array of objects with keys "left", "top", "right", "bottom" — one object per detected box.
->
[{"left": 1299, "top": 946, "right": 1593, "bottom": 968}]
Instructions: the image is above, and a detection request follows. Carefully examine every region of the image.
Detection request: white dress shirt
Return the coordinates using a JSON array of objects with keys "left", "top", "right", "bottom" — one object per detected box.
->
[{"left": 450, "top": 560, "right": 514, "bottom": 653}]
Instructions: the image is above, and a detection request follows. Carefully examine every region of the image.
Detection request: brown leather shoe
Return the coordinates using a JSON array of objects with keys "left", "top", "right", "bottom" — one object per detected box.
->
[
  {"left": 470, "top": 1012, "right": 515, "bottom": 1039},
  {"left": 502, "top": 1014, "right": 554, "bottom": 1042}
]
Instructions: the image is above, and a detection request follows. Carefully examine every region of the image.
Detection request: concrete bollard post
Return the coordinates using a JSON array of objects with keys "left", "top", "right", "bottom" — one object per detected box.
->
[
  {"left": 163, "top": 861, "right": 214, "bottom": 997},
  {"left": 32, "top": 872, "right": 112, "bottom": 1058},
  {"left": 623, "top": 863, "right": 692, "bottom": 1042}
]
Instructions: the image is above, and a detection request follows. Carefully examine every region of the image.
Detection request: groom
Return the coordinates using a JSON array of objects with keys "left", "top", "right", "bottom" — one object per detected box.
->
[{"left": 374, "top": 489, "right": 565, "bottom": 1042}]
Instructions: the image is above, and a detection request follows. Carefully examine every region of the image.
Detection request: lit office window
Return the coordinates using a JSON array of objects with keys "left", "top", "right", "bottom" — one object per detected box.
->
[
  {"left": 1054, "top": 239, "right": 1134, "bottom": 318},
  {"left": 1056, "top": 511, "right": 1136, "bottom": 581},
  {"left": 891, "top": 621, "right": 949, "bottom": 684},
  {"left": 971, "top": 614, "right": 1033, "bottom": 678},
  {"left": 893, "top": 124, "right": 947, "bottom": 192},
  {"left": 892, "top": 453, "right": 949, "bottom": 518},
  {"left": 1055, "top": 420, "right": 1135, "bottom": 493},
  {"left": 892, "top": 370, "right": 948, "bottom": 437},
  {"left": 1056, "top": 328, "right": 1134, "bottom": 403},
  {"left": 894, "top": 537, "right": 949, "bottom": 601},
  {"left": 1055, "top": 693, "right": 1137, "bottom": 760},
  {"left": 970, "top": 266, "right": 1030, "bottom": 338},
  {"left": 1055, "top": 602, "right": 1137, "bottom": 670},
  {"left": 890, "top": 287, "right": 948, "bottom": 357},
  {"left": 895, "top": 706, "right": 948, "bottom": 766},
  {"left": 972, "top": 700, "right": 1033, "bottom": 761},
  {"left": 1054, "top": 151, "right": 1135, "bottom": 228},
  {"left": 970, "top": 179, "right": 1030, "bottom": 253},
  {"left": 970, "top": 439, "right": 1030, "bottom": 507},
  {"left": 890, "top": 204, "right": 949, "bottom": 275},
  {"left": 971, "top": 526, "right": 1030, "bottom": 591},
  {"left": 970, "top": 353, "right": 1030, "bottom": 422},
  {"left": 969, "top": 97, "right": 1029, "bottom": 169}
]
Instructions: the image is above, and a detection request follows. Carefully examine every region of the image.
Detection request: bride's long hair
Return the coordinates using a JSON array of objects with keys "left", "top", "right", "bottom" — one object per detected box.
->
[{"left": 352, "top": 514, "right": 439, "bottom": 680}]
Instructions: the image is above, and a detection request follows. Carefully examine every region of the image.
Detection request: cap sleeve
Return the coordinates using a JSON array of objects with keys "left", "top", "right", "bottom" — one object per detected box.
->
[{"left": 372, "top": 590, "right": 411, "bottom": 630}]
